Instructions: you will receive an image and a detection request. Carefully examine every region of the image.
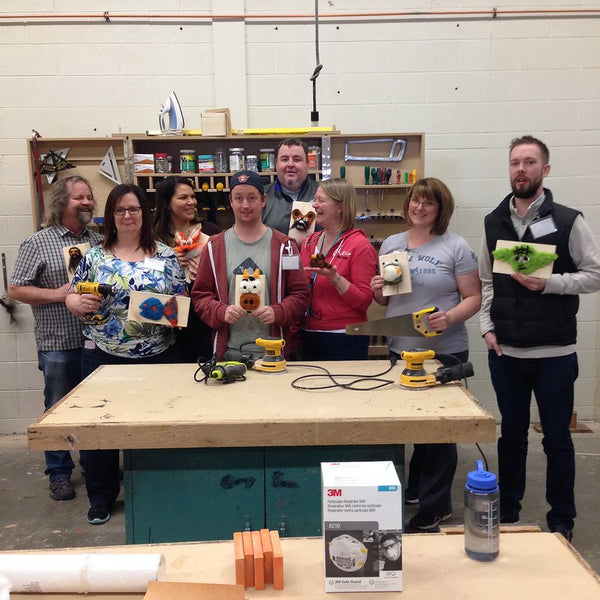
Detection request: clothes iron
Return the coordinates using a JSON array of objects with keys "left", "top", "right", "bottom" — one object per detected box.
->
[{"left": 158, "top": 91, "right": 184, "bottom": 132}]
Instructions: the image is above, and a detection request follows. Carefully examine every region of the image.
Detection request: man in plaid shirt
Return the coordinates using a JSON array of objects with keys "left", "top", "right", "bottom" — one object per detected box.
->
[{"left": 9, "top": 176, "right": 103, "bottom": 501}]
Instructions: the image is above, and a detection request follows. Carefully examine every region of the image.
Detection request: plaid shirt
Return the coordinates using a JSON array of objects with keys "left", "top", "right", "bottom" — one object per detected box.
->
[{"left": 10, "top": 224, "right": 103, "bottom": 351}]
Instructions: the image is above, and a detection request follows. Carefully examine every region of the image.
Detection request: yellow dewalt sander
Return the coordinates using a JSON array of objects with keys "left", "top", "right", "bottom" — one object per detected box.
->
[
  {"left": 346, "top": 307, "right": 473, "bottom": 389},
  {"left": 253, "top": 337, "right": 287, "bottom": 373}
]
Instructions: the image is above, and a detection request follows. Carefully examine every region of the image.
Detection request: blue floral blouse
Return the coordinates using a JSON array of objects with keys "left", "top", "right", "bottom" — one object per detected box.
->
[{"left": 72, "top": 242, "right": 187, "bottom": 358}]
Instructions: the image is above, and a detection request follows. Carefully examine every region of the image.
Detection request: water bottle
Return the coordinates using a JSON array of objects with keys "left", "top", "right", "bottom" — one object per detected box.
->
[{"left": 464, "top": 460, "right": 499, "bottom": 561}]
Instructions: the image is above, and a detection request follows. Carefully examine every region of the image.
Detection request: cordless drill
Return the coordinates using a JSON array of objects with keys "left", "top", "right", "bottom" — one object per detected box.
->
[
  {"left": 200, "top": 358, "right": 247, "bottom": 384},
  {"left": 75, "top": 282, "right": 115, "bottom": 325}
]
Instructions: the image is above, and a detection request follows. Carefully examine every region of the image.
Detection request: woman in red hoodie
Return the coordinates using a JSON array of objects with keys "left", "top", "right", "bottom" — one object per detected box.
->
[{"left": 300, "top": 178, "right": 378, "bottom": 360}]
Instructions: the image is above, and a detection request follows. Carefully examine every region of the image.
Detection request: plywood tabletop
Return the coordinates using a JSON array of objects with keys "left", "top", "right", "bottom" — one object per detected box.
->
[{"left": 28, "top": 361, "right": 495, "bottom": 450}]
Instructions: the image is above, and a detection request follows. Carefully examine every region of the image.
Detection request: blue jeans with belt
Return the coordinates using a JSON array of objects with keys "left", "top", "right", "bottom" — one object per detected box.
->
[
  {"left": 488, "top": 351, "right": 578, "bottom": 531},
  {"left": 38, "top": 349, "right": 82, "bottom": 481}
]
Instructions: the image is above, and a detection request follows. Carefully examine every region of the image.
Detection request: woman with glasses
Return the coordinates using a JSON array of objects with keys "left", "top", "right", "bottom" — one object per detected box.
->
[
  {"left": 153, "top": 176, "right": 220, "bottom": 362},
  {"left": 66, "top": 183, "right": 186, "bottom": 526},
  {"left": 371, "top": 177, "right": 481, "bottom": 533}
]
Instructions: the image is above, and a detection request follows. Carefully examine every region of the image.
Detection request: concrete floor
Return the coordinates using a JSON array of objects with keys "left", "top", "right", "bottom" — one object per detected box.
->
[{"left": 0, "top": 425, "right": 598, "bottom": 575}]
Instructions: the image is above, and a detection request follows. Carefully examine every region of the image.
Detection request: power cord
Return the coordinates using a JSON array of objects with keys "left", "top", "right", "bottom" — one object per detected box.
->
[{"left": 290, "top": 361, "right": 395, "bottom": 391}]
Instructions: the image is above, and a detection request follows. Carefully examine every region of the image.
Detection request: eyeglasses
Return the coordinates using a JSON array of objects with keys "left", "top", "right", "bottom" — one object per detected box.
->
[
  {"left": 114, "top": 206, "right": 141, "bottom": 216},
  {"left": 409, "top": 198, "right": 437, "bottom": 209}
]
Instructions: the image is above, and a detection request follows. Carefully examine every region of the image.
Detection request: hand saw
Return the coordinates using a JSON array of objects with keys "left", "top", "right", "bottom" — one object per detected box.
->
[{"left": 346, "top": 306, "right": 441, "bottom": 338}]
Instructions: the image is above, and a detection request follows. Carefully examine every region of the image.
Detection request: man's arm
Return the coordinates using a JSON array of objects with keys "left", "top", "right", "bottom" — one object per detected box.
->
[
  {"left": 8, "top": 283, "right": 71, "bottom": 306},
  {"left": 543, "top": 215, "right": 600, "bottom": 295}
]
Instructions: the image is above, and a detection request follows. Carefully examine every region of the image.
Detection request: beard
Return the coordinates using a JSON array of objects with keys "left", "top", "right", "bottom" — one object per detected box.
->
[
  {"left": 511, "top": 174, "right": 543, "bottom": 200},
  {"left": 76, "top": 209, "right": 93, "bottom": 226}
]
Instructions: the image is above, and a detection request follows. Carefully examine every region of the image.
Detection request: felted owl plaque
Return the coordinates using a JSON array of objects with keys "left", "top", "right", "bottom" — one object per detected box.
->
[{"left": 379, "top": 251, "right": 412, "bottom": 296}]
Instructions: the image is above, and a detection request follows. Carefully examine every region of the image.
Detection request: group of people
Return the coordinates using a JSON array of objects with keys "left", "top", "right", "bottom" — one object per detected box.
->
[{"left": 9, "top": 136, "right": 600, "bottom": 541}]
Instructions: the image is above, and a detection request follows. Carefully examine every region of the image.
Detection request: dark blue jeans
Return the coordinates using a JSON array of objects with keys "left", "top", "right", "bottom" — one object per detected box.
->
[
  {"left": 79, "top": 344, "right": 178, "bottom": 510},
  {"left": 488, "top": 351, "right": 578, "bottom": 530},
  {"left": 38, "top": 350, "right": 82, "bottom": 481}
]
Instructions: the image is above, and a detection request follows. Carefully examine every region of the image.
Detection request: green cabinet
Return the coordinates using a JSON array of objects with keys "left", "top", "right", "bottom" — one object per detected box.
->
[{"left": 124, "top": 445, "right": 404, "bottom": 544}]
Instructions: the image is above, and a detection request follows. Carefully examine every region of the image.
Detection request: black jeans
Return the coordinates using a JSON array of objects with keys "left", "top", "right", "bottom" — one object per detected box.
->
[
  {"left": 396, "top": 350, "right": 468, "bottom": 517},
  {"left": 489, "top": 350, "right": 578, "bottom": 530}
]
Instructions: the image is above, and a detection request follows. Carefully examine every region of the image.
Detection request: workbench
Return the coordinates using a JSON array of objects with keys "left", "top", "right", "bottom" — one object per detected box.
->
[
  {"left": 7, "top": 533, "right": 600, "bottom": 600},
  {"left": 28, "top": 361, "right": 495, "bottom": 544}
]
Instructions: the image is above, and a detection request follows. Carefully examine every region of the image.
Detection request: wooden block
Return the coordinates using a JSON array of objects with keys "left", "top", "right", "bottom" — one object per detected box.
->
[
  {"left": 144, "top": 581, "right": 244, "bottom": 600},
  {"left": 260, "top": 528, "right": 274, "bottom": 584},
  {"left": 251, "top": 530, "right": 265, "bottom": 590},
  {"left": 270, "top": 530, "right": 284, "bottom": 590},
  {"left": 233, "top": 531, "right": 245, "bottom": 587},
  {"left": 242, "top": 530, "right": 254, "bottom": 587}
]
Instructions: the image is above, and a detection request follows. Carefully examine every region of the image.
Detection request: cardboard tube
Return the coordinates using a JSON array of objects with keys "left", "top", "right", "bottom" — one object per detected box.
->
[{"left": 0, "top": 553, "right": 165, "bottom": 593}]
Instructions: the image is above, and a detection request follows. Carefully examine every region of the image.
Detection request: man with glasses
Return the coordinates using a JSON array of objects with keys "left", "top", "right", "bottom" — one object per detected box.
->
[
  {"left": 263, "top": 138, "right": 320, "bottom": 235},
  {"left": 9, "top": 176, "right": 102, "bottom": 501},
  {"left": 192, "top": 170, "right": 309, "bottom": 360}
]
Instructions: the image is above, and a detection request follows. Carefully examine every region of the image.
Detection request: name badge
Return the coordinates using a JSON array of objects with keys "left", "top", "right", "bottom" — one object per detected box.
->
[
  {"left": 144, "top": 256, "right": 165, "bottom": 272},
  {"left": 282, "top": 255, "right": 300, "bottom": 270},
  {"left": 282, "top": 239, "right": 300, "bottom": 270},
  {"left": 529, "top": 216, "right": 557, "bottom": 239}
]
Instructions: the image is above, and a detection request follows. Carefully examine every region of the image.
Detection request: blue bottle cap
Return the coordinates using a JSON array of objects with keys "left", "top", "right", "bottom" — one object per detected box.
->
[{"left": 466, "top": 460, "right": 498, "bottom": 491}]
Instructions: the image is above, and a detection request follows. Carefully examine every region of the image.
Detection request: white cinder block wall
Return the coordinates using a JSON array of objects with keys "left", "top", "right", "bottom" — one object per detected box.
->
[{"left": 1, "top": 2, "right": 599, "bottom": 433}]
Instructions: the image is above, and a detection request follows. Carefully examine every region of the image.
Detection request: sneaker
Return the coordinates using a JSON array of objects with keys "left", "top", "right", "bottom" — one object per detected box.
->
[
  {"left": 404, "top": 492, "right": 419, "bottom": 505},
  {"left": 552, "top": 526, "right": 573, "bottom": 543},
  {"left": 500, "top": 511, "right": 520, "bottom": 524},
  {"left": 87, "top": 506, "right": 110, "bottom": 525},
  {"left": 49, "top": 477, "right": 75, "bottom": 501},
  {"left": 408, "top": 512, "right": 452, "bottom": 531}
]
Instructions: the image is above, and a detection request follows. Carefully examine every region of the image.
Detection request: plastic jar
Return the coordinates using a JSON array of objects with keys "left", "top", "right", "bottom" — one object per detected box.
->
[
  {"left": 246, "top": 155, "right": 259, "bottom": 172},
  {"left": 259, "top": 148, "right": 275, "bottom": 171},
  {"left": 154, "top": 153, "right": 168, "bottom": 173},
  {"left": 197, "top": 154, "right": 215, "bottom": 173},
  {"left": 214, "top": 148, "right": 227, "bottom": 173},
  {"left": 229, "top": 148, "right": 245, "bottom": 172},
  {"left": 180, "top": 149, "right": 196, "bottom": 173}
]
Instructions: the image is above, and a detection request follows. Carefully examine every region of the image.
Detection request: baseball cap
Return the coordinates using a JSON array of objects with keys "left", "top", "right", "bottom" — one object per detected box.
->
[{"left": 229, "top": 170, "right": 265, "bottom": 195}]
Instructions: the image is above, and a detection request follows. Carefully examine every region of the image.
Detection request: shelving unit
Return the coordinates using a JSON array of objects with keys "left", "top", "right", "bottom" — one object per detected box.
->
[{"left": 27, "top": 132, "right": 424, "bottom": 245}]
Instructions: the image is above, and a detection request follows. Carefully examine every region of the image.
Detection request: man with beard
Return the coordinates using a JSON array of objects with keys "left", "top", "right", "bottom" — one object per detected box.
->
[
  {"left": 479, "top": 136, "right": 600, "bottom": 542},
  {"left": 262, "top": 138, "right": 319, "bottom": 235},
  {"left": 9, "top": 176, "right": 102, "bottom": 501}
]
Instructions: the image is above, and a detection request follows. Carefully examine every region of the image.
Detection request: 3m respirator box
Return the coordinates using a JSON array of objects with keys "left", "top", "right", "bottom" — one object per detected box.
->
[{"left": 321, "top": 461, "right": 403, "bottom": 593}]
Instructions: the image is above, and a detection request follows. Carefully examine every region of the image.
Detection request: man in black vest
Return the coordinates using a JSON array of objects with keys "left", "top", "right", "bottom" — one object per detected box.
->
[{"left": 479, "top": 136, "right": 600, "bottom": 542}]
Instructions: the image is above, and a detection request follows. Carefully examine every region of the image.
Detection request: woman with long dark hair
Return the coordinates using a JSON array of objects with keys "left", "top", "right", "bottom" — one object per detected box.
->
[{"left": 153, "top": 176, "right": 220, "bottom": 361}]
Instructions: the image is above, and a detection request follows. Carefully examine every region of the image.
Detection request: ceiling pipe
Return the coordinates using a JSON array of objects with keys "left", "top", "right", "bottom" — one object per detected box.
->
[{"left": 1, "top": 8, "right": 600, "bottom": 24}]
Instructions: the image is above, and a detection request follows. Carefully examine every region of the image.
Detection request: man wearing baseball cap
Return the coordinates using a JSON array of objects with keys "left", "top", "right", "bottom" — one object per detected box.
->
[{"left": 191, "top": 170, "right": 309, "bottom": 360}]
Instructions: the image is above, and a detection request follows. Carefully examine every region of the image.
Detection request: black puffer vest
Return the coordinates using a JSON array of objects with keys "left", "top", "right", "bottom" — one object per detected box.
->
[{"left": 485, "top": 189, "right": 580, "bottom": 347}]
